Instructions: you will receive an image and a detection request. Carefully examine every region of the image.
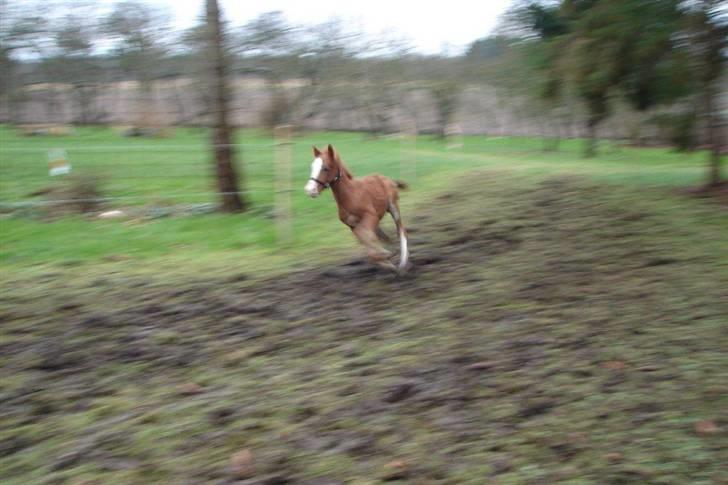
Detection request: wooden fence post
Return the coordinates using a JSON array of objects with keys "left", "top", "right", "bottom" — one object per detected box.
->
[
  {"left": 274, "top": 124, "right": 293, "bottom": 246},
  {"left": 446, "top": 122, "right": 463, "bottom": 149},
  {"left": 400, "top": 117, "right": 418, "bottom": 183}
]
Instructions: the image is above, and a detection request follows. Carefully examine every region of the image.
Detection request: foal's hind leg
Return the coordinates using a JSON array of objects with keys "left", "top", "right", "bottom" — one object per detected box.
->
[
  {"left": 353, "top": 219, "right": 396, "bottom": 272},
  {"left": 387, "top": 199, "right": 410, "bottom": 274}
]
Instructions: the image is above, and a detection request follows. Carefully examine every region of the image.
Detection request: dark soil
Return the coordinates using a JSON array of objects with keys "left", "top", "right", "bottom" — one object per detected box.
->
[{"left": 682, "top": 180, "right": 728, "bottom": 207}]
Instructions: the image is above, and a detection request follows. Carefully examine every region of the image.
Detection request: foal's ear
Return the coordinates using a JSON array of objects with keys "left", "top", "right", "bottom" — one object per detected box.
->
[
  {"left": 312, "top": 146, "right": 321, "bottom": 157},
  {"left": 327, "top": 144, "right": 336, "bottom": 159}
]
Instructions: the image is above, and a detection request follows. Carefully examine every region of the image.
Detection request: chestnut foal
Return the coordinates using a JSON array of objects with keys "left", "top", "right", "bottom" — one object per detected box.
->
[{"left": 304, "top": 145, "right": 410, "bottom": 274}]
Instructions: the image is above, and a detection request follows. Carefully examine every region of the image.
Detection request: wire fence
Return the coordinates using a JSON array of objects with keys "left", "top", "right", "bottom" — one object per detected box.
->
[
  {"left": 0, "top": 127, "right": 356, "bottom": 244},
  {"left": 0, "top": 124, "right": 435, "bottom": 244},
  {"left": 0, "top": 144, "right": 275, "bottom": 152},
  {"left": 0, "top": 192, "right": 267, "bottom": 207},
  {"left": 0, "top": 132, "right": 422, "bottom": 206},
  {"left": 0, "top": 127, "right": 428, "bottom": 241},
  {"left": 0, "top": 142, "right": 283, "bottom": 203}
]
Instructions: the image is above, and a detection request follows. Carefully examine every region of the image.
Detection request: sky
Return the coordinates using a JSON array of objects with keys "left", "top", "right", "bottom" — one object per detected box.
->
[{"left": 146, "top": 0, "right": 514, "bottom": 55}]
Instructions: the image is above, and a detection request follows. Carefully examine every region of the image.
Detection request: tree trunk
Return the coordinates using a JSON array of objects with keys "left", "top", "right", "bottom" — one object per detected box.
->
[
  {"left": 544, "top": 136, "right": 560, "bottom": 152},
  {"left": 542, "top": 113, "right": 561, "bottom": 152},
  {"left": 583, "top": 119, "right": 598, "bottom": 158},
  {"left": 206, "top": 0, "right": 245, "bottom": 212},
  {"left": 705, "top": 85, "right": 723, "bottom": 186}
]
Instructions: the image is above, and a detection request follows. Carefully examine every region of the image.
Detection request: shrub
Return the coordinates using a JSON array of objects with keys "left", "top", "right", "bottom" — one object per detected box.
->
[
  {"left": 40, "top": 174, "right": 106, "bottom": 216},
  {"left": 651, "top": 112, "right": 697, "bottom": 152}
]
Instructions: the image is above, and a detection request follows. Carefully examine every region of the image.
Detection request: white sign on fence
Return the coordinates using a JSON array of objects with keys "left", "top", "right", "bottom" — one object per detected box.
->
[{"left": 48, "top": 148, "right": 71, "bottom": 176}]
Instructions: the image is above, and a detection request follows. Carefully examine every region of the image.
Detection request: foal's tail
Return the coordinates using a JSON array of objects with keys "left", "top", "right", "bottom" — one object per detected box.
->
[{"left": 395, "top": 180, "right": 409, "bottom": 190}]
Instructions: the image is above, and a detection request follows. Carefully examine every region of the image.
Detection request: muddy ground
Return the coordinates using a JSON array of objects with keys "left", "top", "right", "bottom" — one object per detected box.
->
[{"left": 1, "top": 171, "right": 726, "bottom": 484}]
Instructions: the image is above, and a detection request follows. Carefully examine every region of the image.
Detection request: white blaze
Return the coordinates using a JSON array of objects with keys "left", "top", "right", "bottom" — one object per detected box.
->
[{"left": 304, "top": 157, "right": 323, "bottom": 197}]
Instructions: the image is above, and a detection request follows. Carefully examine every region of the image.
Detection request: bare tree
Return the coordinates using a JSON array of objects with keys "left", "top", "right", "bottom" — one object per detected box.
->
[
  {"left": 237, "top": 12, "right": 298, "bottom": 129},
  {"left": 49, "top": 12, "right": 103, "bottom": 124},
  {"left": 104, "top": 1, "right": 171, "bottom": 129},
  {"left": 237, "top": 14, "right": 366, "bottom": 130},
  {"left": 429, "top": 80, "right": 462, "bottom": 139},
  {"left": 0, "top": 0, "right": 50, "bottom": 122},
  {"left": 206, "top": 0, "right": 246, "bottom": 212},
  {"left": 682, "top": 0, "right": 727, "bottom": 186}
]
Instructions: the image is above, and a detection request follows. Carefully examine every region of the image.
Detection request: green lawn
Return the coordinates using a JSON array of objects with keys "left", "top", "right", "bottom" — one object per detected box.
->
[{"left": 0, "top": 125, "right": 718, "bottom": 274}]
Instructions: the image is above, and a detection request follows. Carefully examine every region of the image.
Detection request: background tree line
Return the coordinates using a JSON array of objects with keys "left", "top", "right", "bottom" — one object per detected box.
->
[
  {"left": 495, "top": 0, "right": 726, "bottom": 184},
  {"left": 1, "top": 0, "right": 725, "bottom": 184}
]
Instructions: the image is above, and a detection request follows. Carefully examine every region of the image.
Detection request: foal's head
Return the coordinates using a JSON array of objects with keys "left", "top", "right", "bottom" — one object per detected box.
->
[{"left": 304, "top": 145, "right": 341, "bottom": 198}]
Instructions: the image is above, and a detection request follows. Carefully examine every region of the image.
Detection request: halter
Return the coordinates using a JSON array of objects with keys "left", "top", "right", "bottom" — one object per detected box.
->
[{"left": 309, "top": 171, "right": 341, "bottom": 189}]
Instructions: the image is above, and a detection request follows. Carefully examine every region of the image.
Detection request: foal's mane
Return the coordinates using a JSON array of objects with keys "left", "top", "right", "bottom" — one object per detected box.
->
[
  {"left": 336, "top": 158, "right": 354, "bottom": 180},
  {"left": 330, "top": 146, "right": 353, "bottom": 180}
]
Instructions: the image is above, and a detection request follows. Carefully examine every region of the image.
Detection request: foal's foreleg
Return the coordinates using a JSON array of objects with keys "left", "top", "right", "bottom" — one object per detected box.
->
[
  {"left": 353, "top": 220, "right": 396, "bottom": 272},
  {"left": 375, "top": 225, "right": 392, "bottom": 243}
]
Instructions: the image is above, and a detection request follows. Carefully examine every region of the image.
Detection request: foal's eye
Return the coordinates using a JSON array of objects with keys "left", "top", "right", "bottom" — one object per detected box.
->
[{"left": 321, "top": 167, "right": 330, "bottom": 172}]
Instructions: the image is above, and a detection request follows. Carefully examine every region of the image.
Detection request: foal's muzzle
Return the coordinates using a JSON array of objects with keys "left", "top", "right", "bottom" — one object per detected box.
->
[{"left": 304, "top": 180, "right": 320, "bottom": 198}]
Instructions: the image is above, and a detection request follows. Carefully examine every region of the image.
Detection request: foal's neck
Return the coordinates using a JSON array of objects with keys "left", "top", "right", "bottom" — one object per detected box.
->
[{"left": 330, "top": 160, "right": 354, "bottom": 206}]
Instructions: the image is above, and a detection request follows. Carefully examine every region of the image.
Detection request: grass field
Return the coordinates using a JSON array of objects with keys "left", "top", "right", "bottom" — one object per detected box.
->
[
  {"left": 1, "top": 126, "right": 726, "bottom": 484},
  {"left": 0, "top": 125, "right": 716, "bottom": 271}
]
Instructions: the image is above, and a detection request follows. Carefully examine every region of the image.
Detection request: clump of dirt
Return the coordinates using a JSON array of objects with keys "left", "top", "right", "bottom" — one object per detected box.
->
[{"left": 682, "top": 181, "right": 728, "bottom": 207}]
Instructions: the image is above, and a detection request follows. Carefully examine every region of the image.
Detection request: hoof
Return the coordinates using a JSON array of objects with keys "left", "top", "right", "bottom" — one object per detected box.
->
[
  {"left": 378, "top": 262, "right": 398, "bottom": 272},
  {"left": 396, "top": 262, "right": 413, "bottom": 276}
]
